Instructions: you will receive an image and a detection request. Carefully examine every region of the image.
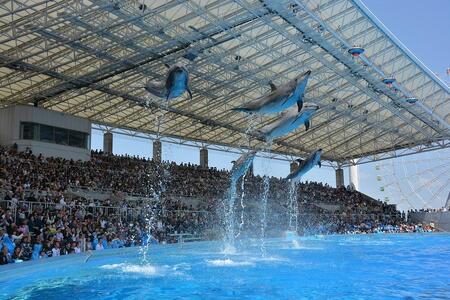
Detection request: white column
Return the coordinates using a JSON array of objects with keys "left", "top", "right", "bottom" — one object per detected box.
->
[{"left": 349, "top": 164, "right": 359, "bottom": 191}]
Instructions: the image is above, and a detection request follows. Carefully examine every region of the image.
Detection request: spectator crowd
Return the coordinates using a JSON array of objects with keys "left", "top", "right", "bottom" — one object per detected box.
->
[{"left": 0, "top": 146, "right": 435, "bottom": 265}]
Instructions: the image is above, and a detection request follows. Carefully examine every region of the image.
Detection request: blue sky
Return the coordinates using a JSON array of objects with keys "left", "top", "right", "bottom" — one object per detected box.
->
[{"left": 91, "top": 0, "right": 449, "bottom": 211}]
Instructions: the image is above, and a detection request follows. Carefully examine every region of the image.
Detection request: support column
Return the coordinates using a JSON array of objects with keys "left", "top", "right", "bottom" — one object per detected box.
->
[
  {"left": 153, "top": 139, "right": 162, "bottom": 163},
  {"left": 103, "top": 132, "right": 113, "bottom": 154},
  {"left": 290, "top": 161, "right": 299, "bottom": 173},
  {"left": 335, "top": 168, "right": 344, "bottom": 188},
  {"left": 200, "top": 147, "right": 208, "bottom": 168},
  {"left": 349, "top": 164, "right": 359, "bottom": 191}
]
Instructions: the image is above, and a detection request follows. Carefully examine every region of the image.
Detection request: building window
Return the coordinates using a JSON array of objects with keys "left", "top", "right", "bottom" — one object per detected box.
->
[
  {"left": 40, "top": 125, "right": 54, "bottom": 143},
  {"left": 20, "top": 122, "right": 89, "bottom": 149},
  {"left": 21, "top": 122, "right": 37, "bottom": 140},
  {"left": 55, "top": 127, "right": 69, "bottom": 145},
  {"left": 69, "top": 130, "right": 87, "bottom": 148}
]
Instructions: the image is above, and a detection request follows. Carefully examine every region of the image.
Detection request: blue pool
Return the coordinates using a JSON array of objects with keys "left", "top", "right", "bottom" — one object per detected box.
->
[{"left": 1, "top": 233, "right": 449, "bottom": 299}]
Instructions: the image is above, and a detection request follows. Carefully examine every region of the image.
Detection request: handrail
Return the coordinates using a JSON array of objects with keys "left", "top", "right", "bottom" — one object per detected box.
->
[
  {"left": 0, "top": 199, "right": 210, "bottom": 226},
  {"left": 0, "top": 200, "right": 209, "bottom": 213}
]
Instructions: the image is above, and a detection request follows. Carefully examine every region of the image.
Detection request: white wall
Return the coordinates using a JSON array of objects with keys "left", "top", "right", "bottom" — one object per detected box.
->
[{"left": 0, "top": 105, "right": 91, "bottom": 161}]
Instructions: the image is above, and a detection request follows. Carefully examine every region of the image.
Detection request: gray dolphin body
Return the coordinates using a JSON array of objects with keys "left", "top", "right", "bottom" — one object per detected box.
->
[
  {"left": 286, "top": 149, "right": 323, "bottom": 183},
  {"left": 232, "top": 70, "right": 311, "bottom": 114},
  {"left": 230, "top": 150, "right": 257, "bottom": 182},
  {"left": 256, "top": 102, "right": 319, "bottom": 141},
  {"left": 145, "top": 63, "right": 193, "bottom": 100}
]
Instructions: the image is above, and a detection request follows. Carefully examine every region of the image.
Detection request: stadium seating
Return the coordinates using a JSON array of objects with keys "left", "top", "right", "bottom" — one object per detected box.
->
[{"left": 0, "top": 146, "right": 432, "bottom": 265}]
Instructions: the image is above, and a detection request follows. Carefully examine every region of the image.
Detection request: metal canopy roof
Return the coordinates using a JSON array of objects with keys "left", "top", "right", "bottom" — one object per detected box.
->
[{"left": 0, "top": 0, "right": 449, "bottom": 164}]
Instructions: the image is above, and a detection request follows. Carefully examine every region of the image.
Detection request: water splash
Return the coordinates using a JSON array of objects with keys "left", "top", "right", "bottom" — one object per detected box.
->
[
  {"left": 288, "top": 181, "right": 298, "bottom": 232},
  {"left": 100, "top": 263, "right": 162, "bottom": 277},
  {"left": 206, "top": 259, "right": 254, "bottom": 267},
  {"left": 260, "top": 175, "right": 270, "bottom": 257},
  {"left": 224, "top": 179, "right": 238, "bottom": 250},
  {"left": 236, "top": 174, "right": 246, "bottom": 239},
  {"left": 140, "top": 114, "right": 168, "bottom": 263}
]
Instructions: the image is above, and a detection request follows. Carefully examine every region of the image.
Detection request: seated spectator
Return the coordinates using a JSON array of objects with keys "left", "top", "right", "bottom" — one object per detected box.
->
[
  {"left": 0, "top": 245, "right": 12, "bottom": 264},
  {"left": 51, "top": 242, "right": 61, "bottom": 257},
  {"left": 12, "top": 246, "right": 25, "bottom": 262}
]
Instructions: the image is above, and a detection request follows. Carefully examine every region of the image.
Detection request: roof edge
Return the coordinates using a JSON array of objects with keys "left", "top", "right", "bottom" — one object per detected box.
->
[{"left": 352, "top": 0, "right": 450, "bottom": 94}]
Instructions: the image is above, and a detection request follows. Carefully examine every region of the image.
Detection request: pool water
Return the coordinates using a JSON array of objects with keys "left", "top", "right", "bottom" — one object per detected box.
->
[{"left": 1, "top": 233, "right": 449, "bottom": 299}]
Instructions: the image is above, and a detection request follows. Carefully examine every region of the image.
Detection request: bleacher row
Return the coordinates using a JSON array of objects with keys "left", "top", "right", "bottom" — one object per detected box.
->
[{"left": 0, "top": 146, "right": 433, "bottom": 265}]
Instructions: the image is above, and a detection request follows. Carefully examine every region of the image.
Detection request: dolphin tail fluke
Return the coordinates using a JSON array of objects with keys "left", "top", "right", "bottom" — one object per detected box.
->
[
  {"left": 145, "top": 81, "right": 166, "bottom": 98},
  {"left": 231, "top": 107, "right": 252, "bottom": 113},
  {"left": 187, "top": 88, "right": 193, "bottom": 100}
]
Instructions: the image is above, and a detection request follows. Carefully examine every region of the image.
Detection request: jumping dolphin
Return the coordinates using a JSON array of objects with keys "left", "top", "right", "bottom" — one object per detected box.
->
[
  {"left": 255, "top": 102, "right": 319, "bottom": 141},
  {"left": 286, "top": 149, "right": 323, "bottom": 183},
  {"left": 145, "top": 63, "right": 193, "bottom": 100},
  {"left": 230, "top": 150, "right": 257, "bottom": 182},
  {"left": 232, "top": 70, "right": 311, "bottom": 114}
]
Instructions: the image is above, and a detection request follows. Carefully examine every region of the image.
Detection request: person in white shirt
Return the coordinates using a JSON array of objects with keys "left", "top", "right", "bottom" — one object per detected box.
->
[
  {"left": 73, "top": 242, "right": 81, "bottom": 254},
  {"left": 52, "top": 242, "right": 61, "bottom": 257},
  {"left": 96, "top": 239, "right": 104, "bottom": 251}
]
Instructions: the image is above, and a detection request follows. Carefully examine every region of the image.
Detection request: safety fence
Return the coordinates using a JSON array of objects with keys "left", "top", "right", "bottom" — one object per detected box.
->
[{"left": 0, "top": 200, "right": 210, "bottom": 225}]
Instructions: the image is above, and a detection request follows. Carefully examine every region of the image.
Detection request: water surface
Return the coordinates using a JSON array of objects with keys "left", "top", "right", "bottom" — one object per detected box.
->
[{"left": 1, "top": 233, "right": 449, "bottom": 299}]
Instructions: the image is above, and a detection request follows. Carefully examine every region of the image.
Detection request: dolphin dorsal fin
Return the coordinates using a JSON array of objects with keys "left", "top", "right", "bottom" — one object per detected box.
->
[{"left": 269, "top": 81, "right": 277, "bottom": 92}]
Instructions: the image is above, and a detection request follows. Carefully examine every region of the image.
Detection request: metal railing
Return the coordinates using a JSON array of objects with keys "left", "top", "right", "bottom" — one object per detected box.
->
[{"left": 0, "top": 200, "right": 209, "bottom": 224}]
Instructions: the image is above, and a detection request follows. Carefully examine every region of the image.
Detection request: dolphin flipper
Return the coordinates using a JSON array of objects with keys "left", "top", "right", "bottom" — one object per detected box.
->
[
  {"left": 187, "top": 88, "right": 193, "bottom": 100},
  {"left": 297, "top": 100, "right": 303, "bottom": 112},
  {"left": 269, "top": 82, "right": 277, "bottom": 92},
  {"left": 304, "top": 120, "right": 310, "bottom": 131},
  {"left": 318, "top": 161, "right": 321, "bottom": 168}
]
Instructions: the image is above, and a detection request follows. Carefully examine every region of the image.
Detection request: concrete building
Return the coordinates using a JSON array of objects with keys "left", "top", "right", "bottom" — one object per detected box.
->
[{"left": 0, "top": 105, "right": 91, "bottom": 160}]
